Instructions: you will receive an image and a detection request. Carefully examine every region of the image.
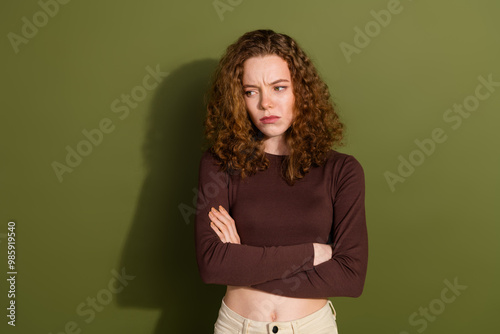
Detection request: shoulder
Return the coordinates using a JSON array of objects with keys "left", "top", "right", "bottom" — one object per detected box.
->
[
  {"left": 198, "top": 148, "right": 220, "bottom": 172},
  {"left": 324, "top": 150, "right": 365, "bottom": 189},
  {"left": 325, "top": 149, "right": 364, "bottom": 172},
  {"left": 198, "top": 148, "right": 233, "bottom": 176},
  {"left": 200, "top": 148, "right": 216, "bottom": 163}
]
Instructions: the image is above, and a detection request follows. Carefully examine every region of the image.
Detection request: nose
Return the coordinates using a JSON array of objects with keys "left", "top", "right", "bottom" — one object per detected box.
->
[{"left": 259, "top": 91, "right": 273, "bottom": 110}]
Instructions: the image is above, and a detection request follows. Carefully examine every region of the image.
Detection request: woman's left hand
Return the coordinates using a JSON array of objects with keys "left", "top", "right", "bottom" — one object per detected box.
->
[{"left": 208, "top": 205, "right": 241, "bottom": 244}]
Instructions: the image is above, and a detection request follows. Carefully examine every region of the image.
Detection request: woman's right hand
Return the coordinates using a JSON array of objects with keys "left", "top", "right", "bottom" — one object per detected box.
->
[
  {"left": 209, "top": 205, "right": 241, "bottom": 244},
  {"left": 312, "top": 243, "right": 333, "bottom": 266}
]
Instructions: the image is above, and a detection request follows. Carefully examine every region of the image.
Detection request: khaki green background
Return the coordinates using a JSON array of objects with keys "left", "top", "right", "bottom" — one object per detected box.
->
[{"left": 1, "top": 0, "right": 499, "bottom": 333}]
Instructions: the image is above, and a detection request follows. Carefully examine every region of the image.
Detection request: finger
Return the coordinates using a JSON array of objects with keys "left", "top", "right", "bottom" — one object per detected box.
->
[
  {"left": 214, "top": 207, "right": 240, "bottom": 243},
  {"left": 218, "top": 206, "right": 235, "bottom": 224},
  {"left": 210, "top": 222, "right": 226, "bottom": 243},
  {"left": 211, "top": 210, "right": 239, "bottom": 244},
  {"left": 210, "top": 208, "right": 237, "bottom": 240},
  {"left": 209, "top": 211, "right": 230, "bottom": 241},
  {"left": 219, "top": 206, "right": 241, "bottom": 244}
]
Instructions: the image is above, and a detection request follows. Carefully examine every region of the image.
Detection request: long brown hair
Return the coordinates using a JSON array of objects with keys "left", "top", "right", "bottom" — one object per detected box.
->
[{"left": 203, "top": 29, "right": 344, "bottom": 185}]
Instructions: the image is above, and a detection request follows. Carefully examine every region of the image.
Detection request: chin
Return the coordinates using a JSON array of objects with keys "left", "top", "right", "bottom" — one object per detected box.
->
[{"left": 261, "top": 131, "right": 284, "bottom": 139}]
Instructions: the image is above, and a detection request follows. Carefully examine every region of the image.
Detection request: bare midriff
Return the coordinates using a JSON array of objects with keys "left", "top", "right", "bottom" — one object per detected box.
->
[{"left": 224, "top": 285, "right": 328, "bottom": 322}]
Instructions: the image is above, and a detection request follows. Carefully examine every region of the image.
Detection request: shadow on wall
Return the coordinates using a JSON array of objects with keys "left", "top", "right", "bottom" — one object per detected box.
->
[{"left": 116, "top": 59, "right": 226, "bottom": 333}]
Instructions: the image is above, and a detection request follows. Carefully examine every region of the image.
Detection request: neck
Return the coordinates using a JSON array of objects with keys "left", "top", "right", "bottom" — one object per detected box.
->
[{"left": 263, "top": 136, "right": 289, "bottom": 155}]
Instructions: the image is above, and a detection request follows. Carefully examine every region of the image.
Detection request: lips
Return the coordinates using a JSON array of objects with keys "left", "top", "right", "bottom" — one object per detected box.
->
[{"left": 260, "top": 116, "right": 280, "bottom": 124}]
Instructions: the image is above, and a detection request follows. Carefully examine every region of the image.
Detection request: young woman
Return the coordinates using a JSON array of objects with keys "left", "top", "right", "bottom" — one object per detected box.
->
[{"left": 195, "top": 29, "right": 368, "bottom": 334}]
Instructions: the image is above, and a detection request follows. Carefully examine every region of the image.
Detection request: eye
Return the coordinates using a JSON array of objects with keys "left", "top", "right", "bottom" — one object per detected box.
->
[
  {"left": 244, "top": 90, "right": 256, "bottom": 97},
  {"left": 274, "top": 86, "right": 287, "bottom": 92}
]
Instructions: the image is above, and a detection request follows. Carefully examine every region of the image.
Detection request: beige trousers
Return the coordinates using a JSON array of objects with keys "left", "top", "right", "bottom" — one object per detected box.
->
[{"left": 214, "top": 297, "right": 338, "bottom": 334}]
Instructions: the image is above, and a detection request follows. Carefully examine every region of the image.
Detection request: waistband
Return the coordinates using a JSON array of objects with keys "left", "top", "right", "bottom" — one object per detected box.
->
[{"left": 220, "top": 297, "right": 336, "bottom": 331}]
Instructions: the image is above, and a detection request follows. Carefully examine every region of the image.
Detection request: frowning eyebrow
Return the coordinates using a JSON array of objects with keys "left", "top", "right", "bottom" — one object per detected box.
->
[{"left": 242, "top": 79, "right": 290, "bottom": 88}]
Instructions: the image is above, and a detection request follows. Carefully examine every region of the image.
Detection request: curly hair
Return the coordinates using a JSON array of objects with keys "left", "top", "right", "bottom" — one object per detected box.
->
[{"left": 203, "top": 29, "right": 344, "bottom": 185}]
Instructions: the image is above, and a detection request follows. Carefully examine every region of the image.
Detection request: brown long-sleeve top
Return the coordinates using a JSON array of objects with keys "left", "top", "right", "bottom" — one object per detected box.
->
[{"left": 194, "top": 148, "right": 368, "bottom": 299}]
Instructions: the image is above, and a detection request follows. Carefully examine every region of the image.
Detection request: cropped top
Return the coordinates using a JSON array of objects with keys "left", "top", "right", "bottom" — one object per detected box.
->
[{"left": 194, "top": 148, "right": 368, "bottom": 298}]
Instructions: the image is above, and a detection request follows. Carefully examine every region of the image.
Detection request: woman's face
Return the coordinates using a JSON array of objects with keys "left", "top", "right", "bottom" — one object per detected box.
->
[{"left": 242, "top": 55, "right": 295, "bottom": 150}]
